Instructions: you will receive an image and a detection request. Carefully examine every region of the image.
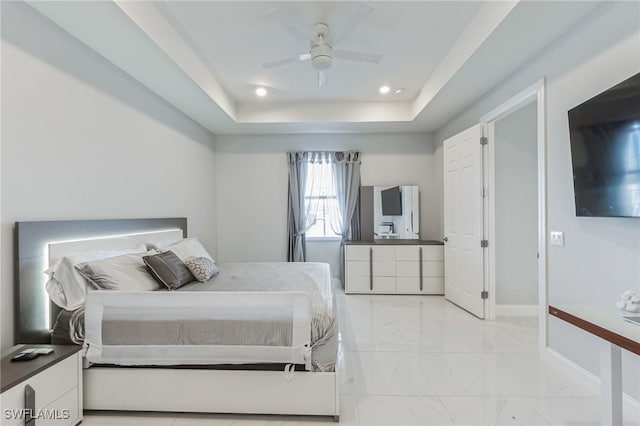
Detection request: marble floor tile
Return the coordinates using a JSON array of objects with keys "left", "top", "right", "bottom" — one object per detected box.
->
[
  {"left": 337, "top": 349, "right": 357, "bottom": 395},
  {"left": 173, "top": 413, "right": 267, "bottom": 425},
  {"left": 446, "top": 323, "right": 536, "bottom": 353},
  {"left": 527, "top": 397, "right": 640, "bottom": 426},
  {"left": 357, "top": 395, "right": 454, "bottom": 425},
  {"left": 485, "top": 353, "right": 599, "bottom": 398},
  {"left": 341, "top": 314, "right": 410, "bottom": 352},
  {"left": 416, "top": 352, "right": 514, "bottom": 396},
  {"left": 352, "top": 351, "right": 437, "bottom": 396},
  {"left": 439, "top": 396, "right": 550, "bottom": 426},
  {"left": 398, "top": 319, "right": 474, "bottom": 352}
]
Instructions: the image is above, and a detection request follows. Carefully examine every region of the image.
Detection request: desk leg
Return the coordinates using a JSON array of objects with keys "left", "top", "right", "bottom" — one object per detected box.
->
[{"left": 600, "top": 341, "right": 622, "bottom": 426}]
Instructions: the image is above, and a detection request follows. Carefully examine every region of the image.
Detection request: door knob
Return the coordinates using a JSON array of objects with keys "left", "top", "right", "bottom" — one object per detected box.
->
[{"left": 443, "top": 237, "right": 448, "bottom": 242}]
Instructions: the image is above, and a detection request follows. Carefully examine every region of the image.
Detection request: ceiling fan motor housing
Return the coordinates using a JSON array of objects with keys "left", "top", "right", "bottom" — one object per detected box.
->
[{"left": 311, "top": 44, "right": 332, "bottom": 70}]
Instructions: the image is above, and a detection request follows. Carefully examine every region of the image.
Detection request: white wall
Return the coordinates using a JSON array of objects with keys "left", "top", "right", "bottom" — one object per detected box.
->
[
  {"left": 434, "top": 1, "right": 640, "bottom": 399},
  {"left": 214, "top": 133, "right": 437, "bottom": 274},
  {"left": 0, "top": 3, "right": 217, "bottom": 349},
  {"left": 494, "top": 102, "right": 538, "bottom": 306}
]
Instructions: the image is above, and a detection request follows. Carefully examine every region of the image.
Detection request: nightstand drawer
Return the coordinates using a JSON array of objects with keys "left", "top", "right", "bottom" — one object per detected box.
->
[
  {"left": 41, "top": 386, "right": 81, "bottom": 426},
  {"left": 1, "top": 354, "right": 79, "bottom": 425}
]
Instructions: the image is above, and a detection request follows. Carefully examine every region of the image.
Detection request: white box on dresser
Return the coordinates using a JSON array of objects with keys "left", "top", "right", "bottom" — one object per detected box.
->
[
  {"left": 1, "top": 345, "right": 83, "bottom": 426},
  {"left": 344, "top": 241, "right": 445, "bottom": 294}
]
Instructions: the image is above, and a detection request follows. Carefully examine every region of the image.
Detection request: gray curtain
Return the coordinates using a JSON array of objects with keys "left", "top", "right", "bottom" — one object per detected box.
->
[
  {"left": 287, "top": 152, "right": 309, "bottom": 262},
  {"left": 330, "top": 151, "right": 361, "bottom": 282}
]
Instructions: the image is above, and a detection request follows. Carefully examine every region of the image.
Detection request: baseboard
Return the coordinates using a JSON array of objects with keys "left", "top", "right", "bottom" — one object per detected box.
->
[
  {"left": 495, "top": 304, "right": 538, "bottom": 317},
  {"left": 545, "top": 348, "right": 640, "bottom": 411}
]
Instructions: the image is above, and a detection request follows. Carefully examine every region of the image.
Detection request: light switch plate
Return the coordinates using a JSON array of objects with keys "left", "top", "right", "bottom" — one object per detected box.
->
[{"left": 550, "top": 231, "right": 564, "bottom": 247}]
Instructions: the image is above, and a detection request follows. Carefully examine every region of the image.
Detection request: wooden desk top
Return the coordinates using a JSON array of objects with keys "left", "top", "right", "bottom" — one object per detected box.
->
[
  {"left": 549, "top": 305, "right": 640, "bottom": 356},
  {"left": 1, "top": 344, "right": 81, "bottom": 393}
]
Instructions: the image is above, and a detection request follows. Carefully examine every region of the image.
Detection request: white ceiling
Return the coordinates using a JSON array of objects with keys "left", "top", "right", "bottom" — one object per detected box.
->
[
  {"left": 157, "top": 1, "right": 484, "bottom": 103},
  {"left": 27, "top": 0, "right": 606, "bottom": 134}
]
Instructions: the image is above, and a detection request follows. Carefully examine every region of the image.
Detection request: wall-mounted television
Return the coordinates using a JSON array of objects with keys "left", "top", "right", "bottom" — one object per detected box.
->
[
  {"left": 381, "top": 186, "right": 402, "bottom": 216},
  {"left": 568, "top": 72, "right": 640, "bottom": 217}
]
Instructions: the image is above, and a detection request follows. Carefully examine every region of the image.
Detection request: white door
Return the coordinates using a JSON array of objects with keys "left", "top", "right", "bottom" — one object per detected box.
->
[{"left": 443, "top": 124, "right": 486, "bottom": 318}]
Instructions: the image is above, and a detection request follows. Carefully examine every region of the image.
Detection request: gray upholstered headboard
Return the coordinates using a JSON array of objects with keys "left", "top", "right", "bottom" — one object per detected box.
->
[{"left": 14, "top": 218, "right": 187, "bottom": 344}]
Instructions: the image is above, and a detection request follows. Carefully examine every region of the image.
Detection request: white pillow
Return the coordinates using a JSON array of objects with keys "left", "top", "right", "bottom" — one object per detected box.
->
[
  {"left": 76, "top": 253, "right": 161, "bottom": 292},
  {"left": 44, "top": 244, "right": 147, "bottom": 310},
  {"left": 160, "top": 238, "right": 214, "bottom": 263},
  {"left": 144, "top": 238, "right": 181, "bottom": 252}
]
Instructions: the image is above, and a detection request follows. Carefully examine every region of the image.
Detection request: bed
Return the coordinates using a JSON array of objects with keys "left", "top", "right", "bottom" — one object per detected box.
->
[{"left": 14, "top": 218, "right": 340, "bottom": 420}]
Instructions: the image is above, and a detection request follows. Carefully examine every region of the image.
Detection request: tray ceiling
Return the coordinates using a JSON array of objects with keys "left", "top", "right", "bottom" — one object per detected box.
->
[{"left": 26, "top": 0, "right": 605, "bottom": 134}]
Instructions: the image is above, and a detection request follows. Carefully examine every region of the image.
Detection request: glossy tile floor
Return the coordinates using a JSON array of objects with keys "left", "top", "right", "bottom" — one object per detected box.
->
[{"left": 84, "top": 289, "right": 640, "bottom": 426}]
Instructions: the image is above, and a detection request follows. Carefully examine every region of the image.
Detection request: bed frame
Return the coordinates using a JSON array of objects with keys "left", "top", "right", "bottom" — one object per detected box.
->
[{"left": 14, "top": 218, "right": 340, "bottom": 420}]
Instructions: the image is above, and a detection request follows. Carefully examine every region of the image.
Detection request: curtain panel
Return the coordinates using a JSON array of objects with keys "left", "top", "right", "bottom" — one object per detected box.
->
[
  {"left": 330, "top": 152, "right": 361, "bottom": 282},
  {"left": 286, "top": 151, "right": 361, "bottom": 265}
]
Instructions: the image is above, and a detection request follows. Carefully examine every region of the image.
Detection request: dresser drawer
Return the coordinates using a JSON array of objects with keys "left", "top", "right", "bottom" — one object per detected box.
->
[
  {"left": 345, "top": 276, "right": 371, "bottom": 293},
  {"left": 422, "top": 261, "right": 444, "bottom": 277},
  {"left": 421, "top": 246, "right": 444, "bottom": 261},
  {"left": 421, "top": 277, "right": 445, "bottom": 294},
  {"left": 372, "top": 277, "right": 396, "bottom": 293},
  {"left": 346, "top": 261, "right": 369, "bottom": 277},
  {"left": 396, "top": 276, "right": 420, "bottom": 293},
  {"left": 396, "top": 261, "right": 419, "bottom": 277},
  {"left": 372, "top": 261, "right": 395, "bottom": 277},
  {"left": 372, "top": 246, "right": 395, "bottom": 261},
  {"left": 345, "top": 245, "right": 371, "bottom": 261},
  {"left": 395, "top": 246, "right": 420, "bottom": 261}
]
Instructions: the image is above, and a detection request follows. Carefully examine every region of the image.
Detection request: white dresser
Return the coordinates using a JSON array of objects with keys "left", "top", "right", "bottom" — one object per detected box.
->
[{"left": 344, "top": 241, "right": 444, "bottom": 294}]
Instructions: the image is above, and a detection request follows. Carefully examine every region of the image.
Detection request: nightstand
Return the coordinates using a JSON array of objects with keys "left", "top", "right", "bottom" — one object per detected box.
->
[{"left": 0, "top": 345, "right": 83, "bottom": 426}]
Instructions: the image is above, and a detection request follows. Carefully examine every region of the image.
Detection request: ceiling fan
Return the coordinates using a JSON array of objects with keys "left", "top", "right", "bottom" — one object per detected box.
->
[{"left": 262, "top": 3, "right": 383, "bottom": 87}]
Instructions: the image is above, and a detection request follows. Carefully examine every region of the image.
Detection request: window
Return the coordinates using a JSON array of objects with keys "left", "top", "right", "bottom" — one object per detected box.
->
[{"left": 304, "top": 162, "right": 340, "bottom": 239}]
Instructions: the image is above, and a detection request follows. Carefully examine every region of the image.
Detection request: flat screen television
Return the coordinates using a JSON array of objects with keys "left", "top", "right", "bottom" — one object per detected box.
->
[
  {"left": 381, "top": 186, "right": 402, "bottom": 216},
  {"left": 568, "top": 72, "right": 640, "bottom": 217}
]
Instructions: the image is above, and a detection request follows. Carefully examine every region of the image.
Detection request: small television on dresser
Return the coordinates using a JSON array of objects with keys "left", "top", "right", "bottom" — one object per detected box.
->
[
  {"left": 568, "top": 72, "right": 640, "bottom": 217},
  {"left": 381, "top": 186, "right": 402, "bottom": 216}
]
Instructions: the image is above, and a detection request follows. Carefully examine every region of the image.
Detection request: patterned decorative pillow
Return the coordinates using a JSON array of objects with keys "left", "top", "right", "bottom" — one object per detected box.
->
[{"left": 184, "top": 257, "right": 218, "bottom": 282}]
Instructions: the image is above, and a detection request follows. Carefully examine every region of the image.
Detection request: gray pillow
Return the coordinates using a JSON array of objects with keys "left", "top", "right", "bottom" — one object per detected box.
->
[
  {"left": 76, "top": 253, "right": 161, "bottom": 291},
  {"left": 143, "top": 250, "right": 194, "bottom": 290},
  {"left": 184, "top": 257, "right": 218, "bottom": 282}
]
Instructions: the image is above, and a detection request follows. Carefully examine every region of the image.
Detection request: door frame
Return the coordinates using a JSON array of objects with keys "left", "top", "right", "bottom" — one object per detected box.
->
[{"left": 479, "top": 79, "right": 548, "bottom": 351}]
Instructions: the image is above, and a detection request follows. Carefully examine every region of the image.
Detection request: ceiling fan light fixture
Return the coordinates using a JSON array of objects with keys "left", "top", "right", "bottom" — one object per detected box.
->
[
  {"left": 311, "top": 44, "right": 333, "bottom": 71},
  {"left": 379, "top": 85, "right": 390, "bottom": 94},
  {"left": 255, "top": 87, "right": 267, "bottom": 97}
]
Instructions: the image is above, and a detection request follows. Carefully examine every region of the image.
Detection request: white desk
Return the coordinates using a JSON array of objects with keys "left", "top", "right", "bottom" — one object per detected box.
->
[{"left": 549, "top": 305, "right": 640, "bottom": 426}]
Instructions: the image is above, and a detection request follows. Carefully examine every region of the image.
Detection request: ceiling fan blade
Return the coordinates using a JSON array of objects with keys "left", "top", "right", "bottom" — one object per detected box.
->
[
  {"left": 267, "top": 8, "right": 311, "bottom": 43},
  {"left": 262, "top": 53, "right": 311, "bottom": 69},
  {"left": 318, "top": 71, "right": 328, "bottom": 87},
  {"left": 333, "top": 49, "right": 383, "bottom": 64},
  {"left": 332, "top": 2, "right": 373, "bottom": 45}
]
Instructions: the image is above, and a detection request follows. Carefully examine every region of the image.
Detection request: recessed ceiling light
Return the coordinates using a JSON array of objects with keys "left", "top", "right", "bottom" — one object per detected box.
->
[
  {"left": 255, "top": 87, "right": 267, "bottom": 97},
  {"left": 379, "top": 86, "right": 390, "bottom": 94},
  {"left": 395, "top": 88, "right": 404, "bottom": 95}
]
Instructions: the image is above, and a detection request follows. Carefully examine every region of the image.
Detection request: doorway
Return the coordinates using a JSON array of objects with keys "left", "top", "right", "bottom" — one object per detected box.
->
[
  {"left": 492, "top": 102, "right": 539, "bottom": 317},
  {"left": 443, "top": 80, "right": 547, "bottom": 349}
]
